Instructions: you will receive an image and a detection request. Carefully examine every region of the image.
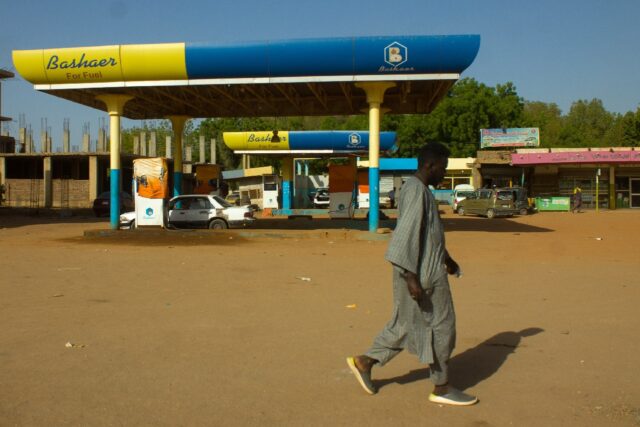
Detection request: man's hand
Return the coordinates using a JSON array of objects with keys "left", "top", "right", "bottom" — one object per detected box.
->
[
  {"left": 445, "top": 256, "right": 460, "bottom": 276},
  {"left": 402, "top": 271, "right": 423, "bottom": 302}
]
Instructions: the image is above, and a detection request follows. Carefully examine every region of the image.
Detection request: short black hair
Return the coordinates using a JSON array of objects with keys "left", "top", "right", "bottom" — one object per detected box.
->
[{"left": 417, "top": 142, "right": 450, "bottom": 169}]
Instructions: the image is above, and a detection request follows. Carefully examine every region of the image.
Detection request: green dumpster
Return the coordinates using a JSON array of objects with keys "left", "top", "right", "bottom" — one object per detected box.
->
[{"left": 535, "top": 197, "right": 571, "bottom": 212}]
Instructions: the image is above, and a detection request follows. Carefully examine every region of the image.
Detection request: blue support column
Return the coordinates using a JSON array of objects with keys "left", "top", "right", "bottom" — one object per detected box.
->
[
  {"left": 96, "top": 94, "right": 132, "bottom": 230},
  {"left": 110, "top": 169, "right": 120, "bottom": 229},
  {"left": 174, "top": 172, "right": 183, "bottom": 197},
  {"left": 282, "top": 180, "right": 292, "bottom": 210},
  {"left": 369, "top": 167, "right": 380, "bottom": 232},
  {"left": 281, "top": 156, "right": 293, "bottom": 212}
]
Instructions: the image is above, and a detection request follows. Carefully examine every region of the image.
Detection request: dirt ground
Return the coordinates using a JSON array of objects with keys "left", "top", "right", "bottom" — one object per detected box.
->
[{"left": 0, "top": 209, "right": 639, "bottom": 427}]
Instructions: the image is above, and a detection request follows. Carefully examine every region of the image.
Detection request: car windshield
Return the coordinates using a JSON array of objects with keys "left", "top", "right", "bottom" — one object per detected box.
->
[
  {"left": 497, "top": 191, "right": 514, "bottom": 200},
  {"left": 316, "top": 189, "right": 329, "bottom": 196},
  {"left": 456, "top": 191, "right": 474, "bottom": 198},
  {"left": 212, "top": 195, "right": 232, "bottom": 207}
]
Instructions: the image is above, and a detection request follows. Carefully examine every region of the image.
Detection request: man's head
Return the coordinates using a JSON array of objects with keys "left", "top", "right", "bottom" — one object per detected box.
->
[{"left": 417, "top": 142, "right": 450, "bottom": 186}]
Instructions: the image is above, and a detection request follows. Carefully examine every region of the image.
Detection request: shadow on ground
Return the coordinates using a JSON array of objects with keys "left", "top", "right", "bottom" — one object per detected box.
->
[
  {"left": 441, "top": 217, "right": 553, "bottom": 233},
  {"left": 0, "top": 208, "right": 104, "bottom": 229},
  {"left": 374, "top": 327, "right": 544, "bottom": 392},
  {"left": 252, "top": 217, "right": 553, "bottom": 233}
]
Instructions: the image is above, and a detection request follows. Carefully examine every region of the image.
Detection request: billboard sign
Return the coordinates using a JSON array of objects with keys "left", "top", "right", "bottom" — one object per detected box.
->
[{"left": 480, "top": 128, "right": 540, "bottom": 148}]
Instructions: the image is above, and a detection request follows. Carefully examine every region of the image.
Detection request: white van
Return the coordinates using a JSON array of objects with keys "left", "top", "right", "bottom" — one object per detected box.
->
[{"left": 452, "top": 184, "right": 475, "bottom": 213}]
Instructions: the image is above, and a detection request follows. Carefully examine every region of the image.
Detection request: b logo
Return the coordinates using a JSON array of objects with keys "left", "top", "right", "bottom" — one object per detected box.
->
[
  {"left": 384, "top": 42, "right": 408, "bottom": 68},
  {"left": 348, "top": 133, "right": 361, "bottom": 147},
  {"left": 388, "top": 47, "right": 403, "bottom": 63}
]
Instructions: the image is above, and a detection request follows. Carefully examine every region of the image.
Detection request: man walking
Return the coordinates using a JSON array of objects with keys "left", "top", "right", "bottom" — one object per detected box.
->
[
  {"left": 572, "top": 186, "right": 582, "bottom": 213},
  {"left": 346, "top": 142, "right": 477, "bottom": 406}
]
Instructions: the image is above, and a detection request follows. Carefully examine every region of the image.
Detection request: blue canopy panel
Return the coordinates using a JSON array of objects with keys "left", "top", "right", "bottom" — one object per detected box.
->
[
  {"left": 288, "top": 131, "right": 396, "bottom": 151},
  {"left": 185, "top": 35, "right": 479, "bottom": 78},
  {"left": 379, "top": 158, "right": 418, "bottom": 171}
]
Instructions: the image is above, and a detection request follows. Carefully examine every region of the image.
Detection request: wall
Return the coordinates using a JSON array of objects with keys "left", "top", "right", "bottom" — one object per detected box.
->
[{"left": 5, "top": 178, "right": 90, "bottom": 208}]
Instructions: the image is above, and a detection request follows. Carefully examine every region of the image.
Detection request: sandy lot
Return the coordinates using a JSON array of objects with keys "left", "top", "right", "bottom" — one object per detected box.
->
[{"left": 0, "top": 209, "right": 639, "bottom": 426}]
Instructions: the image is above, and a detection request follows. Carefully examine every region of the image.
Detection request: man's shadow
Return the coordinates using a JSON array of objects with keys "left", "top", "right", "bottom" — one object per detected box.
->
[{"left": 375, "top": 327, "right": 544, "bottom": 391}]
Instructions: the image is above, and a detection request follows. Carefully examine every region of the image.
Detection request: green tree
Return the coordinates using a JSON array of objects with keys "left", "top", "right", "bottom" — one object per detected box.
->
[
  {"left": 560, "top": 99, "right": 614, "bottom": 147},
  {"left": 521, "top": 101, "right": 563, "bottom": 147},
  {"left": 620, "top": 108, "right": 640, "bottom": 146}
]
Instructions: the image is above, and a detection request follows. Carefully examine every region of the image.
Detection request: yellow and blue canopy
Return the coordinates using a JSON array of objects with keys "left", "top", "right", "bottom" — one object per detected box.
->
[
  {"left": 223, "top": 130, "right": 396, "bottom": 152},
  {"left": 13, "top": 35, "right": 480, "bottom": 85}
]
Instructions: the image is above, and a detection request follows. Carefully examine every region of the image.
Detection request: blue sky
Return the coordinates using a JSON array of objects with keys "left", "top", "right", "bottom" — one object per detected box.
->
[{"left": 1, "top": 0, "right": 638, "bottom": 149}]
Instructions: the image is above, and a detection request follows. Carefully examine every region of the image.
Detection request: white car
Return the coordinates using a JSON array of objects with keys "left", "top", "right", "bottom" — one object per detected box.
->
[
  {"left": 167, "top": 195, "right": 255, "bottom": 229},
  {"left": 119, "top": 211, "right": 136, "bottom": 229},
  {"left": 119, "top": 195, "right": 255, "bottom": 230},
  {"left": 452, "top": 184, "right": 475, "bottom": 213}
]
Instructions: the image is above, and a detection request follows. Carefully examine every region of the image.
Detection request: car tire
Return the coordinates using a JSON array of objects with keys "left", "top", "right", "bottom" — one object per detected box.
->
[
  {"left": 130, "top": 220, "right": 135, "bottom": 229},
  {"left": 457, "top": 206, "right": 465, "bottom": 216},
  {"left": 519, "top": 208, "right": 529, "bottom": 216},
  {"left": 486, "top": 208, "right": 496, "bottom": 219},
  {"left": 209, "top": 219, "right": 228, "bottom": 230}
]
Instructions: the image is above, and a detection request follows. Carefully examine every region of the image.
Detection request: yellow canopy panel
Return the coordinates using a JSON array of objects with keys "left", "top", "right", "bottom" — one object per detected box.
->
[{"left": 12, "top": 43, "right": 187, "bottom": 84}]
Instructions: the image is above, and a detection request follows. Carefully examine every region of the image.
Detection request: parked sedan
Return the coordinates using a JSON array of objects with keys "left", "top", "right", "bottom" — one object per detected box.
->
[
  {"left": 167, "top": 194, "right": 255, "bottom": 229},
  {"left": 92, "top": 191, "right": 134, "bottom": 217}
]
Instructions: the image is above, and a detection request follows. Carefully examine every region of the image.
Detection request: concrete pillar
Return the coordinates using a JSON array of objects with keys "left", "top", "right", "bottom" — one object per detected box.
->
[
  {"left": 19, "top": 128, "right": 27, "bottom": 153},
  {"left": 99, "top": 128, "right": 106, "bottom": 152},
  {"left": 356, "top": 82, "right": 395, "bottom": 232},
  {"left": 198, "top": 135, "right": 207, "bottom": 163},
  {"left": 165, "top": 136, "right": 172, "bottom": 158},
  {"left": 63, "top": 128, "right": 70, "bottom": 152},
  {"left": 82, "top": 133, "right": 90, "bottom": 152},
  {"left": 609, "top": 166, "right": 616, "bottom": 210},
  {"left": 211, "top": 138, "right": 216, "bottom": 164},
  {"left": 185, "top": 145, "right": 192, "bottom": 163},
  {"left": 89, "top": 155, "right": 98, "bottom": 204},
  {"left": 43, "top": 156, "right": 52, "bottom": 208},
  {"left": 96, "top": 94, "right": 133, "bottom": 229},
  {"left": 140, "top": 131, "right": 147, "bottom": 156},
  {"left": 133, "top": 136, "right": 140, "bottom": 155},
  {"left": 40, "top": 131, "right": 47, "bottom": 153},
  {"left": 304, "top": 161, "right": 309, "bottom": 176},
  {"left": 149, "top": 132, "right": 157, "bottom": 157},
  {"left": 47, "top": 136, "right": 53, "bottom": 152},
  {"left": 0, "top": 156, "right": 6, "bottom": 188},
  {"left": 167, "top": 116, "right": 189, "bottom": 196},
  {"left": 282, "top": 157, "right": 293, "bottom": 211},
  {"left": 199, "top": 135, "right": 205, "bottom": 163},
  {"left": 471, "top": 164, "right": 482, "bottom": 189},
  {"left": 28, "top": 132, "right": 33, "bottom": 153}
]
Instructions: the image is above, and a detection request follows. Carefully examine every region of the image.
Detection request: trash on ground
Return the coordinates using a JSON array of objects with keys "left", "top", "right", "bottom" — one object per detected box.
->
[
  {"left": 345, "top": 304, "right": 357, "bottom": 309},
  {"left": 296, "top": 277, "right": 312, "bottom": 282},
  {"left": 65, "top": 342, "right": 86, "bottom": 348}
]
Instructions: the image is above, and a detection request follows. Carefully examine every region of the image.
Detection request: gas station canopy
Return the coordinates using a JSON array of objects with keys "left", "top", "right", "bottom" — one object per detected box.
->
[
  {"left": 13, "top": 35, "right": 480, "bottom": 119},
  {"left": 223, "top": 130, "right": 397, "bottom": 155}
]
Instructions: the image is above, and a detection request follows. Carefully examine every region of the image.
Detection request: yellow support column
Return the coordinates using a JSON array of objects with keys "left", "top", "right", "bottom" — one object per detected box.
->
[
  {"left": 167, "top": 116, "right": 190, "bottom": 197},
  {"left": 356, "top": 82, "right": 395, "bottom": 232},
  {"left": 96, "top": 94, "right": 133, "bottom": 229}
]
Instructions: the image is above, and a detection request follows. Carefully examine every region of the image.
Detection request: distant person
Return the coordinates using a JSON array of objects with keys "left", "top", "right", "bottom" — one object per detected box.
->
[
  {"left": 346, "top": 142, "right": 477, "bottom": 406},
  {"left": 572, "top": 186, "right": 582, "bottom": 213},
  {"left": 388, "top": 188, "right": 395, "bottom": 209}
]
